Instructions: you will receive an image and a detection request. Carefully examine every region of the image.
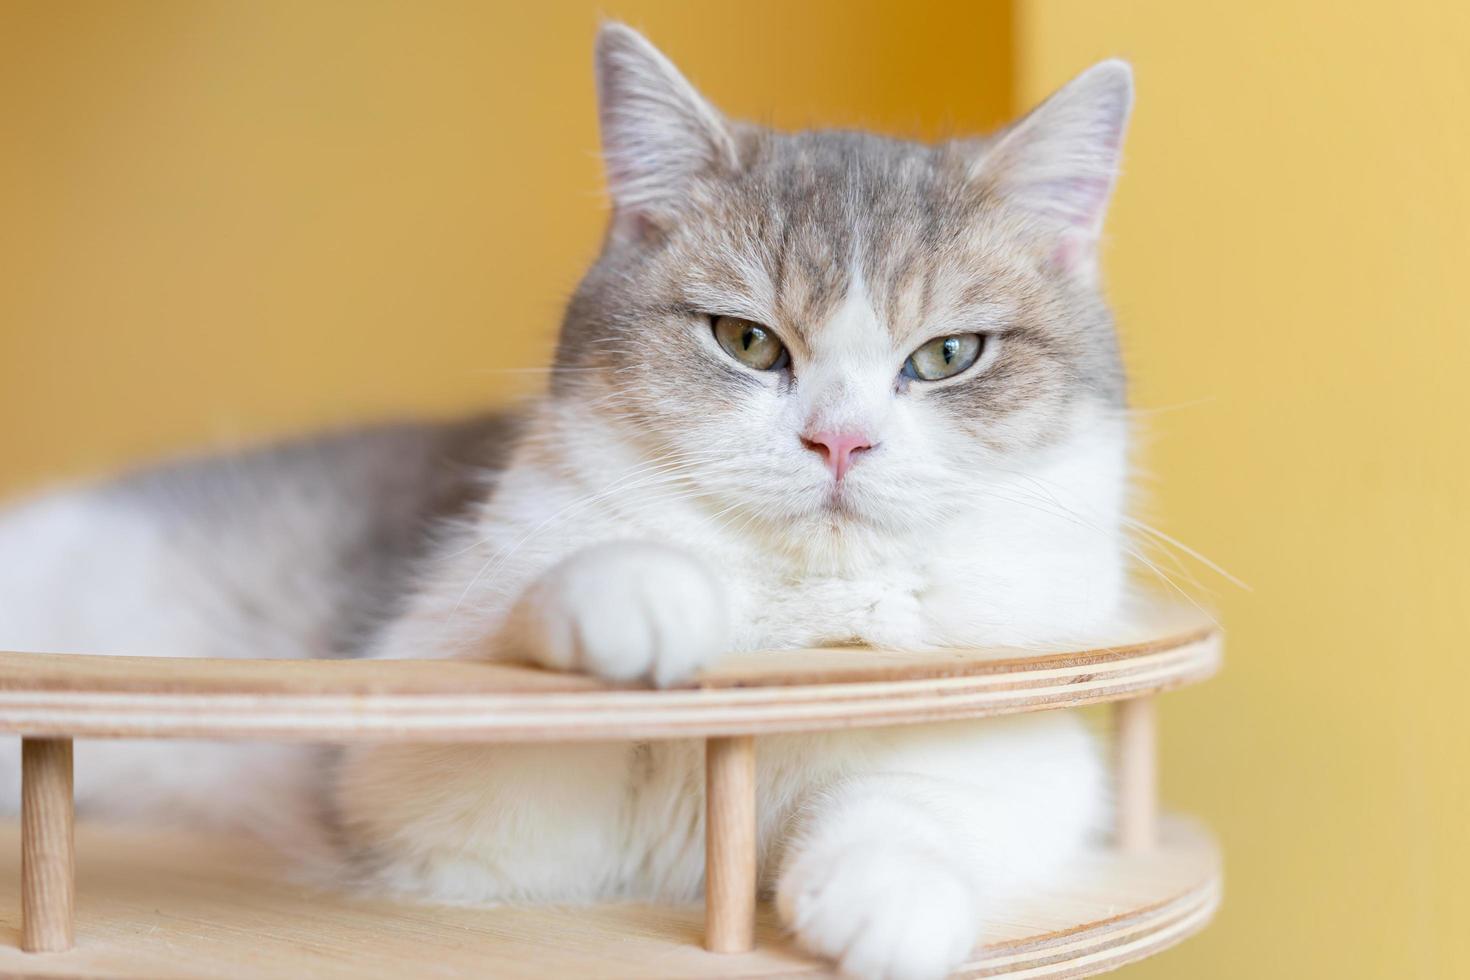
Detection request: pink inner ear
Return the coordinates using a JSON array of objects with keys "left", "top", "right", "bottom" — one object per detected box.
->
[
  {"left": 1050, "top": 233, "right": 1091, "bottom": 273},
  {"left": 1038, "top": 174, "right": 1112, "bottom": 274},
  {"left": 1027, "top": 175, "right": 1114, "bottom": 228}
]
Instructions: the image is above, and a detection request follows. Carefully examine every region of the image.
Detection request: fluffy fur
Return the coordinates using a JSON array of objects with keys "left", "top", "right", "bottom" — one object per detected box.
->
[{"left": 0, "top": 25, "right": 1137, "bottom": 980}]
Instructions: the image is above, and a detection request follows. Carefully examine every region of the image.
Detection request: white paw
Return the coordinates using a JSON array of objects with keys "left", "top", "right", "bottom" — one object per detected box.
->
[
  {"left": 518, "top": 542, "right": 729, "bottom": 686},
  {"left": 777, "top": 842, "right": 981, "bottom": 980}
]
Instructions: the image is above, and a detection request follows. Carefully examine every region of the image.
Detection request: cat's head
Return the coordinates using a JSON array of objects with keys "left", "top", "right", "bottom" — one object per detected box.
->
[{"left": 553, "top": 24, "right": 1131, "bottom": 536}]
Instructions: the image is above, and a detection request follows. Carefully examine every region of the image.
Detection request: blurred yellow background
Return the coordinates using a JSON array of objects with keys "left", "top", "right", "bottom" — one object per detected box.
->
[
  {"left": 1, "top": 1, "right": 1466, "bottom": 977},
  {"left": 1019, "top": 3, "right": 1469, "bottom": 977},
  {"left": 0, "top": 0, "right": 1012, "bottom": 488}
]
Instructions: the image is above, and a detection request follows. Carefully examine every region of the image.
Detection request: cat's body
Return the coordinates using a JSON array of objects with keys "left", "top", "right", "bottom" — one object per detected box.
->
[
  {"left": 0, "top": 25, "right": 1138, "bottom": 980},
  {"left": 0, "top": 404, "right": 1114, "bottom": 975},
  {"left": 0, "top": 417, "right": 511, "bottom": 846}
]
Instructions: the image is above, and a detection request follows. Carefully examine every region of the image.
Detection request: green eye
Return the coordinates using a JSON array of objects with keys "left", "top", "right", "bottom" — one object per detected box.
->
[
  {"left": 903, "top": 333, "right": 984, "bottom": 381},
  {"left": 713, "top": 316, "right": 788, "bottom": 371}
]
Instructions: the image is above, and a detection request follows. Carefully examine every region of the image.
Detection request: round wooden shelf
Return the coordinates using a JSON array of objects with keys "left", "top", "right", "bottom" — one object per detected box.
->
[
  {"left": 0, "top": 603, "right": 1219, "bottom": 741},
  {"left": 1, "top": 599, "right": 1222, "bottom": 976},
  {"left": 0, "top": 818, "right": 1219, "bottom": 979}
]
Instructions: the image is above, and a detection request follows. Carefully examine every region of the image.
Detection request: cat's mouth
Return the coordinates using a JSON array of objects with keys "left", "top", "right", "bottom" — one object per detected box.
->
[{"left": 818, "top": 483, "right": 871, "bottom": 522}]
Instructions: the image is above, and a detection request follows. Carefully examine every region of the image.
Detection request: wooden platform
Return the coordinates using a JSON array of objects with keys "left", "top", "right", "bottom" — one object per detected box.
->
[
  {"left": 0, "top": 599, "right": 1222, "bottom": 974},
  {"left": 0, "top": 604, "right": 1219, "bottom": 741},
  {"left": 0, "top": 818, "right": 1219, "bottom": 979}
]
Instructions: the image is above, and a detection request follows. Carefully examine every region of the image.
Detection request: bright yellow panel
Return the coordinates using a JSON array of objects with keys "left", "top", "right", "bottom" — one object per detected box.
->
[{"left": 1018, "top": 2, "right": 1470, "bottom": 977}]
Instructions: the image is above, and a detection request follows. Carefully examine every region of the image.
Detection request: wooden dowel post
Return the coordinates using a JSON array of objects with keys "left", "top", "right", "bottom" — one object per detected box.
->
[
  {"left": 704, "top": 735, "right": 756, "bottom": 953},
  {"left": 21, "top": 737, "right": 75, "bottom": 952},
  {"left": 1113, "top": 697, "right": 1157, "bottom": 853}
]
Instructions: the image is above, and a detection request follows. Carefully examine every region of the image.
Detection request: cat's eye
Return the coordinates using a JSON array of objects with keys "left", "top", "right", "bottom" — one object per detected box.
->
[
  {"left": 713, "top": 316, "right": 788, "bottom": 372},
  {"left": 903, "top": 333, "right": 984, "bottom": 382}
]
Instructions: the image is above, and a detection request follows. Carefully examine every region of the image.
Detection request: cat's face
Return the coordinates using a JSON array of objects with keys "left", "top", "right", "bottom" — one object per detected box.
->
[{"left": 554, "top": 26, "right": 1131, "bottom": 536}]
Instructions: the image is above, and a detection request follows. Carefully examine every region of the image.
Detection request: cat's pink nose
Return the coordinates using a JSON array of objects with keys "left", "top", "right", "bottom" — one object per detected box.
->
[{"left": 801, "top": 430, "right": 874, "bottom": 481}]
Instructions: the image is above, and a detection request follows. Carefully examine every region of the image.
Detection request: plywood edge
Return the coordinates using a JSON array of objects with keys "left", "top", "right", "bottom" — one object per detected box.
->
[
  {"left": 0, "top": 633, "right": 1219, "bottom": 741},
  {"left": 0, "top": 601, "right": 1220, "bottom": 741},
  {"left": 0, "top": 603, "right": 1217, "bottom": 697}
]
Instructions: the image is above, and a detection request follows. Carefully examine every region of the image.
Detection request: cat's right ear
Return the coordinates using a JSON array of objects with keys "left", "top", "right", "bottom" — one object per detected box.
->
[
  {"left": 595, "top": 23, "right": 738, "bottom": 242},
  {"left": 971, "top": 60, "right": 1134, "bottom": 284}
]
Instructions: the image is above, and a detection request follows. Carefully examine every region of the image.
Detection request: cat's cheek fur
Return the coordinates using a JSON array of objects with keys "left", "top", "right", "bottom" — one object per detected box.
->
[{"left": 502, "top": 541, "right": 730, "bottom": 686}]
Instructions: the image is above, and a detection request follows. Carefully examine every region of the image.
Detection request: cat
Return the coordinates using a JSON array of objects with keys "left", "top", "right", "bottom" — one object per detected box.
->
[{"left": 0, "top": 23, "right": 1135, "bottom": 980}]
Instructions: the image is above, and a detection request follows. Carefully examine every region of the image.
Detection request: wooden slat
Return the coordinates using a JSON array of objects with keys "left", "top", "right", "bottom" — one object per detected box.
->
[
  {"left": 20, "top": 738, "right": 74, "bottom": 952},
  {"left": 0, "top": 602, "right": 1219, "bottom": 742},
  {"left": 1114, "top": 698, "right": 1158, "bottom": 852},
  {"left": 704, "top": 736, "right": 757, "bottom": 953},
  {"left": 0, "top": 818, "right": 1220, "bottom": 979}
]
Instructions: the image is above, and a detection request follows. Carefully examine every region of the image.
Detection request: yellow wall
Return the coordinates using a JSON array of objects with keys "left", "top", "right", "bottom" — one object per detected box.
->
[
  {"left": 4, "top": 2, "right": 1467, "bottom": 976},
  {"left": 0, "top": 0, "right": 1011, "bottom": 496},
  {"left": 1018, "top": 2, "right": 1470, "bottom": 977}
]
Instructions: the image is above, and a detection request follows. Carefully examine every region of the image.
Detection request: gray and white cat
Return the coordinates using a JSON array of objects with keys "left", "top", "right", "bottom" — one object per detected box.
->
[{"left": 0, "top": 25, "right": 1136, "bottom": 980}]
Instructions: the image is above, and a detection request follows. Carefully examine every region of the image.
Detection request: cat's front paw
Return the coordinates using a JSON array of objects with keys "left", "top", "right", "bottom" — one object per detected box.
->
[
  {"left": 777, "top": 841, "right": 981, "bottom": 980},
  {"left": 513, "top": 541, "right": 729, "bottom": 686}
]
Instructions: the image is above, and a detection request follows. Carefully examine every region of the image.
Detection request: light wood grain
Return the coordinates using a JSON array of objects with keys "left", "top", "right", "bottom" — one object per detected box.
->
[
  {"left": 20, "top": 738, "right": 74, "bottom": 952},
  {"left": 0, "top": 818, "right": 1219, "bottom": 978},
  {"left": 1114, "top": 698, "right": 1158, "bottom": 853},
  {"left": 705, "top": 736, "right": 757, "bottom": 953},
  {"left": 0, "top": 601, "right": 1219, "bottom": 742}
]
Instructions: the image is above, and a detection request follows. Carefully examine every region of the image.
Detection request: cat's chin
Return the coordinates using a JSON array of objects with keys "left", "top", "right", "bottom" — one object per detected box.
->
[
  {"left": 816, "top": 485, "right": 865, "bottom": 517},
  {"left": 784, "top": 493, "right": 886, "bottom": 534},
  {"left": 804, "top": 482, "right": 912, "bottom": 531}
]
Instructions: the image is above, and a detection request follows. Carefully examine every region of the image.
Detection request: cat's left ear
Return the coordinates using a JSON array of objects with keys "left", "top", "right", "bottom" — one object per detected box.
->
[
  {"left": 594, "top": 23, "right": 738, "bottom": 242},
  {"left": 973, "top": 60, "right": 1134, "bottom": 282}
]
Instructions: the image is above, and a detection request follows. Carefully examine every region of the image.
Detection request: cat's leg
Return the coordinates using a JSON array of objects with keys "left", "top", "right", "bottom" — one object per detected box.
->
[
  {"left": 332, "top": 538, "right": 730, "bottom": 900},
  {"left": 334, "top": 737, "right": 711, "bottom": 903},
  {"left": 773, "top": 713, "right": 1106, "bottom": 980},
  {"left": 335, "top": 741, "right": 642, "bottom": 901},
  {"left": 497, "top": 541, "right": 730, "bottom": 686}
]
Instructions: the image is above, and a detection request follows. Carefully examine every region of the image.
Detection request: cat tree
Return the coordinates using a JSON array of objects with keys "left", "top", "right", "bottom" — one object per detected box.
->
[{"left": 0, "top": 601, "right": 1220, "bottom": 978}]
